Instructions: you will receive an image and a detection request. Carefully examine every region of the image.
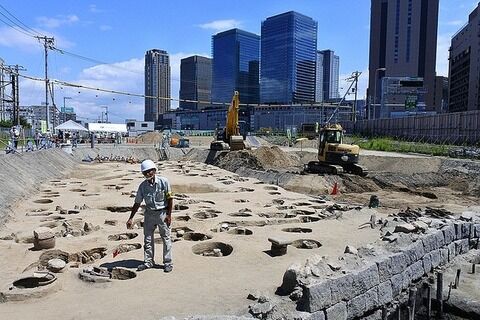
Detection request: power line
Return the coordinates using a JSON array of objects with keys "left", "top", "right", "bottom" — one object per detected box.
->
[
  {"left": 0, "top": 13, "right": 37, "bottom": 37},
  {"left": 0, "top": 4, "right": 42, "bottom": 36},
  {"left": 15, "top": 70, "right": 349, "bottom": 110},
  {"left": 52, "top": 47, "right": 144, "bottom": 75}
]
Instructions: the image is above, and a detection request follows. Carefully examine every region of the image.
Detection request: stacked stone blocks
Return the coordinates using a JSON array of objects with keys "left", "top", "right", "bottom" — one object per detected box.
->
[{"left": 301, "top": 222, "right": 479, "bottom": 320}]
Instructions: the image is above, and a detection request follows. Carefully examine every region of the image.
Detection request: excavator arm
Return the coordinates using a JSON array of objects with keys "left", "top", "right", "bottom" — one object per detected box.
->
[{"left": 210, "top": 91, "right": 245, "bottom": 151}]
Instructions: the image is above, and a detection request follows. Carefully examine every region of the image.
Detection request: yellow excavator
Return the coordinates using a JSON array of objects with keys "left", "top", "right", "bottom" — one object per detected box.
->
[
  {"left": 303, "top": 123, "right": 368, "bottom": 176},
  {"left": 210, "top": 91, "right": 245, "bottom": 151}
]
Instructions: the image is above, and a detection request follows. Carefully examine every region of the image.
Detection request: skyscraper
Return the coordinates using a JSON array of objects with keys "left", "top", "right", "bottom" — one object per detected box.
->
[
  {"left": 448, "top": 4, "right": 480, "bottom": 112},
  {"left": 180, "top": 55, "right": 212, "bottom": 110},
  {"left": 316, "top": 50, "right": 340, "bottom": 102},
  {"left": 368, "top": 0, "right": 439, "bottom": 116},
  {"left": 261, "top": 11, "right": 317, "bottom": 104},
  {"left": 211, "top": 29, "right": 259, "bottom": 105},
  {"left": 144, "top": 49, "right": 171, "bottom": 125}
]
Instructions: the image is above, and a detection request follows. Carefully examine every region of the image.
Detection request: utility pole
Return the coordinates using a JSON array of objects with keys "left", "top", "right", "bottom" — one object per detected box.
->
[
  {"left": 352, "top": 71, "right": 360, "bottom": 123},
  {"left": 35, "top": 36, "right": 55, "bottom": 131},
  {"left": 102, "top": 106, "right": 109, "bottom": 123},
  {"left": 2, "top": 65, "right": 25, "bottom": 125}
]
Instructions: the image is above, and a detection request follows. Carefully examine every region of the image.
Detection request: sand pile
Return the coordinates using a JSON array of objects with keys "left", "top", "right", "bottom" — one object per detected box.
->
[
  {"left": 136, "top": 132, "right": 162, "bottom": 144},
  {"left": 214, "top": 146, "right": 302, "bottom": 172}
]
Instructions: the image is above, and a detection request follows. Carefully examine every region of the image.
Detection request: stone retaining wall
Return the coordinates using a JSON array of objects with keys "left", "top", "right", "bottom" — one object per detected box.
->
[{"left": 283, "top": 221, "right": 480, "bottom": 319}]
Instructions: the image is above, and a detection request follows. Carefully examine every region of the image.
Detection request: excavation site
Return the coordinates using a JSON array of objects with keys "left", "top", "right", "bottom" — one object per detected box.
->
[{"left": 0, "top": 137, "right": 480, "bottom": 320}]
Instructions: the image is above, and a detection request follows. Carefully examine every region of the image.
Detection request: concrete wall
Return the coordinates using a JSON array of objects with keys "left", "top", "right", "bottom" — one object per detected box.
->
[
  {"left": 0, "top": 149, "right": 78, "bottom": 227},
  {"left": 284, "top": 221, "right": 480, "bottom": 319}
]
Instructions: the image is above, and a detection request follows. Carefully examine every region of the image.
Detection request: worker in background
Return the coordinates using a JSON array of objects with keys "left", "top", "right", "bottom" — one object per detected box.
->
[
  {"left": 34, "top": 129, "right": 42, "bottom": 150},
  {"left": 126, "top": 159, "right": 173, "bottom": 272},
  {"left": 9, "top": 126, "right": 19, "bottom": 150}
]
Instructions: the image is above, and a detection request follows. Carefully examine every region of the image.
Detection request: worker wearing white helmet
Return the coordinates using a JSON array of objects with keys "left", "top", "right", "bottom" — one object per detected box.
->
[{"left": 127, "top": 159, "right": 174, "bottom": 272}]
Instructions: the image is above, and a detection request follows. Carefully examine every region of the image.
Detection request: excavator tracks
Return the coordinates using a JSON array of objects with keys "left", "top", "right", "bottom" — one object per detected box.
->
[{"left": 303, "top": 161, "right": 368, "bottom": 177}]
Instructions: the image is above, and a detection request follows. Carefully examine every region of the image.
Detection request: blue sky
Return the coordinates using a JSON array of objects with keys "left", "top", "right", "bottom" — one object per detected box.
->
[{"left": 0, "top": 0, "right": 476, "bottom": 123}]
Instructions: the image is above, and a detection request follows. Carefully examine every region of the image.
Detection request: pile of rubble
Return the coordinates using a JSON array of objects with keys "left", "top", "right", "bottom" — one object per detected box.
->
[{"left": 256, "top": 211, "right": 480, "bottom": 320}]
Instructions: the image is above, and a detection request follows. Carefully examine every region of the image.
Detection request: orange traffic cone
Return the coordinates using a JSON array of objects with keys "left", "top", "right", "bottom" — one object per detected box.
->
[{"left": 330, "top": 182, "right": 339, "bottom": 195}]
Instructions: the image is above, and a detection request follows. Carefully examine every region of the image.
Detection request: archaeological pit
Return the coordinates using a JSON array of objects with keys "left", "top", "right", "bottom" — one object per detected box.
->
[{"left": 0, "top": 141, "right": 479, "bottom": 319}]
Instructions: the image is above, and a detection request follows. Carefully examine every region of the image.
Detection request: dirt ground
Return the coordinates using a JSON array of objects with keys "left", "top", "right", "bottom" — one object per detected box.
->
[{"left": 0, "top": 137, "right": 479, "bottom": 319}]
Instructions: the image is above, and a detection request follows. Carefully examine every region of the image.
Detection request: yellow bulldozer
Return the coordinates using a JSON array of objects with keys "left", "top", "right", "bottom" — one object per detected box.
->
[
  {"left": 303, "top": 123, "right": 368, "bottom": 176},
  {"left": 210, "top": 91, "right": 245, "bottom": 151}
]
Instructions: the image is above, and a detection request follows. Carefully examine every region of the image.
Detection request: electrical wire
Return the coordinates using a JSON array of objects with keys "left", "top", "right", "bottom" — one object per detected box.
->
[
  {"left": 0, "top": 13, "right": 37, "bottom": 37},
  {"left": 0, "top": 4, "right": 42, "bottom": 36},
  {"left": 15, "top": 71, "right": 350, "bottom": 110},
  {"left": 52, "top": 47, "right": 144, "bottom": 75}
]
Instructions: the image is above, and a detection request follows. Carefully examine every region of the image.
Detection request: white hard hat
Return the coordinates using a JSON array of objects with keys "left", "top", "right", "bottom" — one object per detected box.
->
[{"left": 140, "top": 159, "right": 156, "bottom": 172}]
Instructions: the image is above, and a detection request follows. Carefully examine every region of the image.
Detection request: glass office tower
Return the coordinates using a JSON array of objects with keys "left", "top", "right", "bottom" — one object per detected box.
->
[
  {"left": 212, "top": 28, "right": 260, "bottom": 105},
  {"left": 261, "top": 11, "right": 317, "bottom": 104}
]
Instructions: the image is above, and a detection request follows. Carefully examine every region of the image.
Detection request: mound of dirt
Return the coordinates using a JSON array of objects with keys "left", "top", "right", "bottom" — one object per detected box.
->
[
  {"left": 212, "top": 146, "right": 302, "bottom": 172},
  {"left": 136, "top": 132, "right": 162, "bottom": 144}
]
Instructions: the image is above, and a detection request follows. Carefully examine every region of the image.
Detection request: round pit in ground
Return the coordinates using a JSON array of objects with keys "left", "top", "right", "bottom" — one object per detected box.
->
[
  {"left": 174, "top": 204, "right": 189, "bottom": 211},
  {"left": 192, "top": 242, "right": 233, "bottom": 257},
  {"left": 104, "top": 206, "right": 131, "bottom": 213},
  {"left": 13, "top": 273, "right": 56, "bottom": 289},
  {"left": 111, "top": 267, "right": 137, "bottom": 280},
  {"left": 227, "top": 228, "right": 253, "bottom": 235},
  {"left": 282, "top": 227, "right": 312, "bottom": 233},
  {"left": 291, "top": 239, "right": 322, "bottom": 249},
  {"left": 108, "top": 232, "right": 138, "bottom": 241},
  {"left": 34, "top": 199, "right": 53, "bottom": 204},
  {"left": 299, "top": 216, "right": 321, "bottom": 223},
  {"left": 183, "top": 232, "right": 212, "bottom": 241},
  {"left": 193, "top": 212, "right": 218, "bottom": 219}
]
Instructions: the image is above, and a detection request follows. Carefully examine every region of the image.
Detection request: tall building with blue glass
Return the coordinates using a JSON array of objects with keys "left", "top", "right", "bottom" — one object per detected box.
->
[
  {"left": 211, "top": 29, "right": 260, "bottom": 105},
  {"left": 261, "top": 11, "right": 318, "bottom": 104}
]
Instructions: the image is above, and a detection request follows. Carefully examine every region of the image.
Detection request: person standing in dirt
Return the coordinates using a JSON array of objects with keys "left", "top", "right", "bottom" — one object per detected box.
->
[
  {"left": 9, "top": 126, "right": 19, "bottom": 150},
  {"left": 34, "top": 129, "right": 42, "bottom": 150},
  {"left": 126, "top": 159, "right": 174, "bottom": 272}
]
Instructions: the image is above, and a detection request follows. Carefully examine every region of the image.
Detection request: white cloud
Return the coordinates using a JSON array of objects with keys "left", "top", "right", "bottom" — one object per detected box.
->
[
  {"left": 18, "top": 52, "right": 212, "bottom": 121},
  {"left": 36, "top": 15, "right": 80, "bottom": 29},
  {"left": 0, "top": 27, "right": 74, "bottom": 54},
  {"left": 197, "top": 19, "right": 242, "bottom": 32},
  {"left": 0, "top": 27, "right": 41, "bottom": 52},
  {"left": 99, "top": 25, "right": 112, "bottom": 31}
]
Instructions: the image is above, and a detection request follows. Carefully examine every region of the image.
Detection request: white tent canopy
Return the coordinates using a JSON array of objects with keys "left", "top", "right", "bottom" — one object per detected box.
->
[
  {"left": 87, "top": 123, "right": 128, "bottom": 133},
  {"left": 54, "top": 120, "right": 88, "bottom": 131}
]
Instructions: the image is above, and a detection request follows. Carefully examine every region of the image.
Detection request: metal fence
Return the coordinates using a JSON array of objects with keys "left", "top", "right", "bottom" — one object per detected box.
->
[{"left": 343, "top": 110, "right": 480, "bottom": 145}]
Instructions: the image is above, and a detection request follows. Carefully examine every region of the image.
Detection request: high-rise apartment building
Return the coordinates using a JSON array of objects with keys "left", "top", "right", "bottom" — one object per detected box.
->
[
  {"left": 316, "top": 50, "right": 340, "bottom": 102},
  {"left": 261, "top": 11, "right": 317, "bottom": 104},
  {"left": 144, "top": 49, "right": 171, "bottom": 125},
  {"left": 180, "top": 55, "right": 212, "bottom": 110},
  {"left": 368, "top": 0, "right": 439, "bottom": 117},
  {"left": 211, "top": 29, "right": 260, "bottom": 105},
  {"left": 448, "top": 4, "right": 480, "bottom": 112}
]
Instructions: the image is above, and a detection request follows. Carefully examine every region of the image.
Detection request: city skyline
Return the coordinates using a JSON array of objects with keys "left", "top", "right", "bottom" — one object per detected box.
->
[{"left": 0, "top": 0, "right": 475, "bottom": 122}]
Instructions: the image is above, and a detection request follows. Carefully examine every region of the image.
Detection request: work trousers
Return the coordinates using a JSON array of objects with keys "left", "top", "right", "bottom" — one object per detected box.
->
[{"left": 143, "top": 210, "right": 172, "bottom": 267}]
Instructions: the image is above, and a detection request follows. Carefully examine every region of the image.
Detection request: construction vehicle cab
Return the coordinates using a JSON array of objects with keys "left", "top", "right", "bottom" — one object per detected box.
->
[
  {"left": 210, "top": 91, "right": 245, "bottom": 151},
  {"left": 304, "top": 124, "right": 367, "bottom": 176}
]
